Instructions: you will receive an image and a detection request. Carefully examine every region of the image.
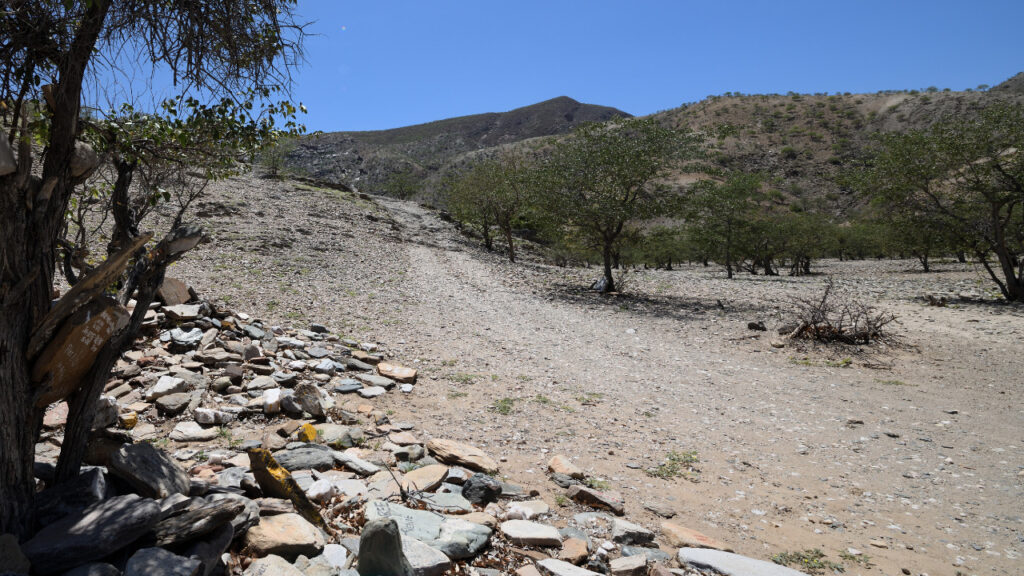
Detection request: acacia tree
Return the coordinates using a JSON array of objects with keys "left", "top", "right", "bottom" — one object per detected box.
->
[
  {"left": 859, "top": 102, "right": 1024, "bottom": 299},
  {"left": 443, "top": 152, "right": 534, "bottom": 262},
  {"left": 0, "top": 0, "right": 304, "bottom": 536},
  {"left": 686, "top": 173, "right": 761, "bottom": 279},
  {"left": 540, "top": 118, "right": 700, "bottom": 292}
]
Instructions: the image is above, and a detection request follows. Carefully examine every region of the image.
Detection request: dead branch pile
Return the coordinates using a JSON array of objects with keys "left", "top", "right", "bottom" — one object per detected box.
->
[{"left": 789, "top": 277, "right": 896, "bottom": 344}]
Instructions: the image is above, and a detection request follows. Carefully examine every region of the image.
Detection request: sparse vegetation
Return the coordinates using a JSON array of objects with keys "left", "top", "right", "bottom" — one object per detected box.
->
[
  {"left": 646, "top": 450, "right": 700, "bottom": 479},
  {"left": 772, "top": 549, "right": 844, "bottom": 574},
  {"left": 491, "top": 397, "right": 516, "bottom": 415}
]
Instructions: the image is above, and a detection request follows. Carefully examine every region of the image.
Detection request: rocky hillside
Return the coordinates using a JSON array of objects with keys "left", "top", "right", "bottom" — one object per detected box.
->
[
  {"left": 654, "top": 72, "right": 1024, "bottom": 214},
  {"left": 284, "top": 73, "right": 1023, "bottom": 215},
  {"left": 286, "top": 96, "right": 629, "bottom": 194}
]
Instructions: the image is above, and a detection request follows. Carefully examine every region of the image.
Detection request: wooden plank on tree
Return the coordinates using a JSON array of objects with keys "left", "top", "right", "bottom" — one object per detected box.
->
[
  {"left": 32, "top": 296, "right": 130, "bottom": 408},
  {"left": 28, "top": 233, "right": 150, "bottom": 360}
]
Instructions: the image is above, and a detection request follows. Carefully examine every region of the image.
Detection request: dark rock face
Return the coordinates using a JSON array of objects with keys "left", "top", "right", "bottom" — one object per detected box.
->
[
  {"left": 34, "top": 467, "right": 110, "bottom": 526},
  {"left": 461, "top": 473, "right": 502, "bottom": 505},
  {"left": 107, "top": 442, "right": 190, "bottom": 499},
  {"left": 357, "top": 518, "right": 414, "bottom": 576},
  {"left": 22, "top": 494, "right": 162, "bottom": 575}
]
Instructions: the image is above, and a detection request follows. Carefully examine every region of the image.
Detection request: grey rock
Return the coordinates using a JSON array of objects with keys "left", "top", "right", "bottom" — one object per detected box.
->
[
  {"left": 153, "top": 497, "right": 245, "bottom": 546},
  {"left": 216, "top": 466, "right": 251, "bottom": 489},
  {"left": 333, "top": 451, "right": 381, "bottom": 476},
  {"left": 170, "top": 421, "right": 219, "bottom": 442},
  {"left": 354, "top": 374, "right": 395, "bottom": 389},
  {"left": 181, "top": 522, "right": 234, "bottom": 576},
  {"left": 60, "top": 563, "right": 121, "bottom": 576},
  {"left": 432, "top": 518, "right": 491, "bottom": 560},
  {"left": 272, "top": 371, "right": 299, "bottom": 386},
  {"left": 0, "top": 533, "right": 29, "bottom": 574},
  {"left": 611, "top": 518, "right": 654, "bottom": 546},
  {"left": 108, "top": 442, "right": 190, "bottom": 498},
  {"left": 499, "top": 520, "right": 561, "bottom": 547},
  {"left": 401, "top": 537, "right": 450, "bottom": 576},
  {"left": 313, "top": 358, "right": 336, "bottom": 375},
  {"left": 537, "top": 558, "right": 602, "bottom": 575},
  {"left": 345, "top": 358, "right": 374, "bottom": 372},
  {"left": 393, "top": 444, "right": 424, "bottom": 462},
  {"left": 242, "top": 324, "right": 265, "bottom": 340},
  {"left": 333, "top": 379, "right": 363, "bottom": 394},
  {"left": 608, "top": 554, "right": 646, "bottom": 576},
  {"left": 620, "top": 545, "right": 672, "bottom": 563},
  {"left": 242, "top": 555, "right": 305, "bottom": 576},
  {"left": 22, "top": 494, "right": 162, "bottom": 575},
  {"left": 147, "top": 375, "right": 187, "bottom": 401},
  {"left": 206, "top": 493, "right": 260, "bottom": 538},
  {"left": 246, "top": 375, "right": 278, "bottom": 391},
  {"left": 91, "top": 396, "right": 118, "bottom": 430},
  {"left": 170, "top": 327, "right": 204, "bottom": 349},
  {"left": 275, "top": 445, "right": 336, "bottom": 471},
  {"left": 364, "top": 500, "right": 444, "bottom": 544},
  {"left": 124, "top": 547, "right": 202, "bottom": 576},
  {"left": 418, "top": 492, "right": 473, "bottom": 514},
  {"left": 157, "top": 393, "right": 191, "bottom": 415},
  {"left": 194, "top": 407, "right": 235, "bottom": 425},
  {"left": 357, "top": 386, "right": 386, "bottom": 398},
  {"left": 461, "top": 473, "right": 501, "bottom": 505},
  {"left": 34, "top": 467, "right": 108, "bottom": 526},
  {"left": 399, "top": 384, "right": 414, "bottom": 393},
  {"left": 550, "top": 472, "right": 578, "bottom": 488},
  {"left": 358, "top": 518, "right": 415, "bottom": 576},
  {"left": 677, "top": 548, "right": 809, "bottom": 576},
  {"left": 294, "top": 382, "right": 326, "bottom": 417}
]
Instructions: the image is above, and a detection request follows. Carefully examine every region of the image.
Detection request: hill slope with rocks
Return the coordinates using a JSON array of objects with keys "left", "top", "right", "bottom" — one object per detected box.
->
[{"left": 286, "top": 96, "right": 630, "bottom": 195}]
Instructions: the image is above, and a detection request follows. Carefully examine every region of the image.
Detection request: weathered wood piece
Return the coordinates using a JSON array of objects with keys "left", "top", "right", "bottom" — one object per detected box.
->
[
  {"left": 32, "top": 296, "right": 129, "bottom": 407},
  {"left": 28, "top": 233, "right": 151, "bottom": 359}
]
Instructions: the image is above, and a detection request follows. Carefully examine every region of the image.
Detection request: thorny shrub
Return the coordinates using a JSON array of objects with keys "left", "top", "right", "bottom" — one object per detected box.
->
[{"left": 790, "top": 277, "right": 896, "bottom": 344}]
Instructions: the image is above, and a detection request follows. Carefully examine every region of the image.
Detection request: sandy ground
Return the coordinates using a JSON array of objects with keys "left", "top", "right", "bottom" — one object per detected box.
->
[{"left": 177, "top": 176, "right": 1023, "bottom": 576}]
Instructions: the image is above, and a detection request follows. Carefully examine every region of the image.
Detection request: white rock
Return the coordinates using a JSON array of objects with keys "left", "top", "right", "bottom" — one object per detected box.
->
[
  {"left": 146, "top": 375, "right": 186, "bottom": 401},
  {"left": 170, "top": 421, "right": 219, "bottom": 442},
  {"left": 306, "top": 479, "right": 338, "bottom": 504},
  {"left": 499, "top": 520, "right": 561, "bottom": 547},
  {"left": 194, "top": 408, "right": 235, "bottom": 425},
  {"left": 263, "top": 388, "right": 282, "bottom": 415}
]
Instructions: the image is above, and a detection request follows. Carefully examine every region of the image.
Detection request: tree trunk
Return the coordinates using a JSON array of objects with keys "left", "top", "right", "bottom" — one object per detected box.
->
[
  {"left": 919, "top": 253, "right": 930, "bottom": 273},
  {"left": 957, "top": 251, "right": 967, "bottom": 263},
  {"left": 602, "top": 241, "right": 616, "bottom": 293},
  {"left": 502, "top": 226, "right": 515, "bottom": 263}
]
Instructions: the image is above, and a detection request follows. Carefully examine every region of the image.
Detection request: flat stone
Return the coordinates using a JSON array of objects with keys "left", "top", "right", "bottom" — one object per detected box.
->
[
  {"left": 426, "top": 439, "right": 499, "bottom": 474},
  {"left": 170, "top": 421, "right": 219, "bottom": 442},
  {"left": 611, "top": 518, "right": 654, "bottom": 545},
  {"left": 194, "top": 407, "right": 235, "bottom": 425},
  {"left": 418, "top": 491, "right": 473, "bottom": 514},
  {"left": 389, "top": 431, "right": 419, "bottom": 446},
  {"left": 677, "top": 548, "right": 808, "bottom": 576},
  {"left": 402, "top": 537, "right": 451, "bottom": 576},
  {"left": 207, "top": 492, "right": 260, "bottom": 537},
  {"left": 315, "top": 423, "right": 359, "bottom": 449},
  {"left": 620, "top": 545, "right": 671, "bottom": 563},
  {"left": 358, "top": 385, "right": 386, "bottom": 398},
  {"left": 245, "top": 513, "right": 325, "bottom": 560},
  {"left": 346, "top": 357, "right": 374, "bottom": 371},
  {"left": 243, "top": 554, "right": 305, "bottom": 576},
  {"left": 156, "top": 392, "right": 191, "bottom": 415},
  {"left": 660, "top": 521, "right": 731, "bottom": 551},
  {"left": 354, "top": 373, "right": 395, "bottom": 389},
  {"left": 146, "top": 375, "right": 187, "bottom": 401},
  {"left": 364, "top": 500, "right": 445, "bottom": 544},
  {"left": 334, "top": 450, "right": 381, "bottom": 476},
  {"left": 333, "top": 379, "right": 364, "bottom": 393},
  {"left": 507, "top": 499, "right": 550, "bottom": 520},
  {"left": 158, "top": 277, "right": 192, "bottom": 306},
  {"left": 500, "top": 520, "right": 562, "bottom": 547},
  {"left": 567, "top": 485, "right": 625, "bottom": 516},
  {"left": 433, "top": 518, "right": 492, "bottom": 559},
  {"left": 108, "top": 442, "right": 190, "bottom": 498},
  {"left": 558, "top": 537, "right": 589, "bottom": 565},
  {"left": 402, "top": 464, "right": 449, "bottom": 492},
  {"left": 275, "top": 445, "right": 336, "bottom": 471},
  {"left": 377, "top": 362, "right": 417, "bottom": 384},
  {"left": 34, "top": 467, "right": 108, "bottom": 526},
  {"left": 609, "top": 554, "right": 646, "bottom": 576},
  {"left": 152, "top": 497, "right": 245, "bottom": 546},
  {"left": 181, "top": 523, "right": 234, "bottom": 576},
  {"left": 22, "top": 494, "right": 162, "bottom": 575},
  {"left": 537, "top": 558, "right": 603, "bottom": 576},
  {"left": 294, "top": 381, "right": 327, "bottom": 417},
  {"left": 163, "top": 304, "right": 201, "bottom": 321},
  {"left": 548, "top": 455, "right": 585, "bottom": 479},
  {"left": 246, "top": 375, "right": 278, "bottom": 391},
  {"left": 124, "top": 547, "right": 202, "bottom": 576}
]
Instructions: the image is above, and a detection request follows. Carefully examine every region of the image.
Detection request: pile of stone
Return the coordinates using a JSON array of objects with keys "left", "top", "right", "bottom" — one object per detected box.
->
[{"left": 8, "top": 279, "right": 808, "bottom": 576}]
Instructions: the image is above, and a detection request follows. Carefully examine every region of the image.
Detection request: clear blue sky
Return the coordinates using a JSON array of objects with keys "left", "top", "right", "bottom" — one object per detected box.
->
[{"left": 286, "top": 1, "right": 1023, "bottom": 132}]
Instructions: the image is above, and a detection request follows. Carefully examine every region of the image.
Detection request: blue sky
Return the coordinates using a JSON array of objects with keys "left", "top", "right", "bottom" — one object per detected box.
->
[{"left": 113, "top": 1, "right": 1024, "bottom": 133}]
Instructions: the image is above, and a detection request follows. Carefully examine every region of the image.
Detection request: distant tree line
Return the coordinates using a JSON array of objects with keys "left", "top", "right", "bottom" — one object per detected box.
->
[{"left": 439, "top": 101, "right": 1023, "bottom": 300}]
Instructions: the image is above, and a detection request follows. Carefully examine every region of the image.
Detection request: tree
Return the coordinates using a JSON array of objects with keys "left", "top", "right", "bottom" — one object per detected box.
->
[
  {"left": 539, "top": 118, "right": 700, "bottom": 292},
  {"left": 686, "top": 173, "right": 761, "bottom": 278},
  {"left": 443, "top": 152, "right": 534, "bottom": 262},
  {"left": 858, "top": 102, "right": 1024, "bottom": 299},
  {"left": 0, "top": 0, "right": 304, "bottom": 536}
]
